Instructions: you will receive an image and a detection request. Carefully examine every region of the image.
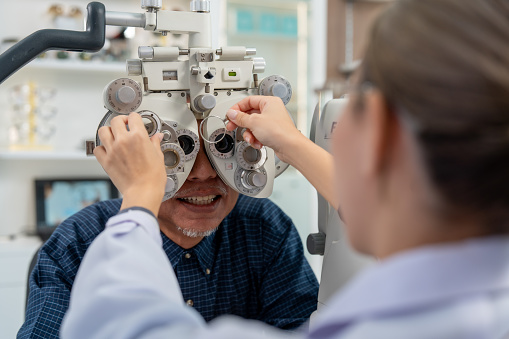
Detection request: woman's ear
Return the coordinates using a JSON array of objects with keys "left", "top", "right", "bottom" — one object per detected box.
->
[{"left": 361, "top": 90, "right": 400, "bottom": 180}]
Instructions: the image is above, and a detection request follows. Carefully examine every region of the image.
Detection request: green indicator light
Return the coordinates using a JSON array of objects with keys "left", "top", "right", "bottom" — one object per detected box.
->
[{"left": 229, "top": 72, "right": 237, "bottom": 77}]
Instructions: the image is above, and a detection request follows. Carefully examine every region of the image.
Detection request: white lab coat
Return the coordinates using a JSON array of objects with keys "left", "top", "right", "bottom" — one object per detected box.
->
[{"left": 61, "top": 210, "right": 509, "bottom": 339}]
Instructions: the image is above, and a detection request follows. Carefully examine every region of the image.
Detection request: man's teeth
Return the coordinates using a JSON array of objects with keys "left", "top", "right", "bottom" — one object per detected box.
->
[{"left": 181, "top": 195, "right": 217, "bottom": 205}]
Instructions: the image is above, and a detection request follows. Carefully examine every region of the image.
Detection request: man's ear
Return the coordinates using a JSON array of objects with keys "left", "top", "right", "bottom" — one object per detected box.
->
[{"left": 361, "top": 90, "right": 399, "bottom": 179}]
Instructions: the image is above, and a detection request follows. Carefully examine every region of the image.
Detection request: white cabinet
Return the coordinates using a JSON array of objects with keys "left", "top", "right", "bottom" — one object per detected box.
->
[{"left": 0, "top": 237, "right": 42, "bottom": 339}]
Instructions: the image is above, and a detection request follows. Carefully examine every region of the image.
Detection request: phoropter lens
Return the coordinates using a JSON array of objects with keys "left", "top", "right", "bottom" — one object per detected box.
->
[
  {"left": 164, "top": 150, "right": 179, "bottom": 168},
  {"left": 178, "top": 135, "right": 195, "bottom": 155},
  {"left": 243, "top": 146, "right": 261, "bottom": 164},
  {"left": 215, "top": 134, "right": 234, "bottom": 154}
]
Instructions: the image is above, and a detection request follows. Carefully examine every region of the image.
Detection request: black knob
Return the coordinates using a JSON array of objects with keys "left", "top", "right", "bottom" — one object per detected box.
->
[{"left": 307, "top": 232, "right": 326, "bottom": 255}]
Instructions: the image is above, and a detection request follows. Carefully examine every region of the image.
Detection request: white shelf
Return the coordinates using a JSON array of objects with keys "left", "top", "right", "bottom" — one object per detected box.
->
[
  {"left": 229, "top": 32, "right": 298, "bottom": 41},
  {"left": 0, "top": 150, "right": 96, "bottom": 161},
  {"left": 24, "top": 59, "right": 126, "bottom": 73},
  {"left": 0, "top": 236, "right": 41, "bottom": 253}
]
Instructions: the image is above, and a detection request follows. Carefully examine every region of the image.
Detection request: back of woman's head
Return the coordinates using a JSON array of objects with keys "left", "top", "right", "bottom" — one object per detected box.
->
[{"left": 363, "top": 0, "right": 509, "bottom": 233}]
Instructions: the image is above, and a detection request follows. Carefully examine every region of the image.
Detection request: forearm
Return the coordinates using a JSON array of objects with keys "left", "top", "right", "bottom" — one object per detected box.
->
[
  {"left": 285, "top": 134, "right": 338, "bottom": 210},
  {"left": 120, "top": 188, "right": 163, "bottom": 217}
]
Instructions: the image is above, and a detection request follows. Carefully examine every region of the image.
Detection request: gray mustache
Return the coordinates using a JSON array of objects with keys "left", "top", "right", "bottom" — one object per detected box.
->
[{"left": 174, "top": 185, "right": 228, "bottom": 198}]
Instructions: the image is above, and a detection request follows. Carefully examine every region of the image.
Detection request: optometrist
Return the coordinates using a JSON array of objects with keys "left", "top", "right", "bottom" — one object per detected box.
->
[{"left": 61, "top": 0, "right": 509, "bottom": 338}]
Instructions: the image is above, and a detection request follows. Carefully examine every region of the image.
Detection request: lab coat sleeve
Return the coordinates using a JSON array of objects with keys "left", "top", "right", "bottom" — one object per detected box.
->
[{"left": 60, "top": 209, "right": 297, "bottom": 339}]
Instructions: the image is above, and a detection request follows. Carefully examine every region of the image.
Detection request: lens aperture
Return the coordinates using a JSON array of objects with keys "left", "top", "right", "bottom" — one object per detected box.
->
[
  {"left": 164, "top": 149, "right": 179, "bottom": 168},
  {"left": 215, "top": 134, "right": 234, "bottom": 154},
  {"left": 178, "top": 135, "right": 195, "bottom": 155},
  {"left": 243, "top": 146, "right": 261, "bottom": 164}
]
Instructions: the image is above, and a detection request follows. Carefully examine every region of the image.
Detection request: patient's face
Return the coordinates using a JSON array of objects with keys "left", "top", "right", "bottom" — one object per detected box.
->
[{"left": 158, "top": 128, "right": 239, "bottom": 247}]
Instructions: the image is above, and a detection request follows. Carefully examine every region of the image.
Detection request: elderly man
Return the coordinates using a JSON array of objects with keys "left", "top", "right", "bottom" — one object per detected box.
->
[{"left": 18, "top": 119, "right": 318, "bottom": 339}]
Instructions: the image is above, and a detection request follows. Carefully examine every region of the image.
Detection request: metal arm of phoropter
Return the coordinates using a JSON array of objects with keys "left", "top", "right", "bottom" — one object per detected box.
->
[{"left": 0, "top": 2, "right": 107, "bottom": 85}]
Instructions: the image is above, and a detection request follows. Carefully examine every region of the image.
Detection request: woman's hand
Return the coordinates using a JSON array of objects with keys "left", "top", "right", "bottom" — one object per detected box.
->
[
  {"left": 226, "top": 96, "right": 305, "bottom": 164},
  {"left": 227, "top": 95, "right": 338, "bottom": 209},
  {"left": 94, "top": 113, "right": 167, "bottom": 216}
]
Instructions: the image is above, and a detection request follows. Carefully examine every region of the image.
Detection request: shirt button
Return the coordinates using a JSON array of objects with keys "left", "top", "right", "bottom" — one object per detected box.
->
[
  {"left": 206, "top": 268, "right": 211, "bottom": 275},
  {"left": 185, "top": 253, "right": 191, "bottom": 259},
  {"left": 186, "top": 299, "right": 194, "bottom": 307}
]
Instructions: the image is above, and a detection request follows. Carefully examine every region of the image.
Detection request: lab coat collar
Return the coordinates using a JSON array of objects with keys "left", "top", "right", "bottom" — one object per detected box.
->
[{"left": 309, "top": 236, "right": 509, "bottom": 337}]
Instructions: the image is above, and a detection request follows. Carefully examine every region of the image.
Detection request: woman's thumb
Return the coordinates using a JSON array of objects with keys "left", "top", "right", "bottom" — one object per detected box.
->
[{"left": 227, "top": 109, "right": 248, "bottom": 127}]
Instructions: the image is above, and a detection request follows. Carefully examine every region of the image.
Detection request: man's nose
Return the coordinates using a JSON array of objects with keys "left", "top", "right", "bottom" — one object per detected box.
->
[{"left": 187, "top": 140, "right": 217, "bottom": 181}]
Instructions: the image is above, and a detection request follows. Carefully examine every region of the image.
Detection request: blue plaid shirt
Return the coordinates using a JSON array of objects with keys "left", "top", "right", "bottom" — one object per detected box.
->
[{"left": 18, "top": 195, "right": 318, "bottom": 339}]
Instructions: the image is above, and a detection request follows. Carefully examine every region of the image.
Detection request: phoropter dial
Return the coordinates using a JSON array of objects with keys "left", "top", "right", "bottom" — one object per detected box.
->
[
  {"left": 258, "top": 75, "right": 292, "bottom": 105},
  {"left": 236, "top": 141, "right": 267, "bottom": 170},
  {"left": 177, "top": 129, "right": 200, "bottom": 162},
  {"left": 139, "top": 111, "right": 162, "bottom": 137},
  {"left": 161, "top": 143, "right": 186, "bottom": 175},
  {"left": 103, "top": 78, "right": 143, "bottom": 114},
  {"left": 160, "top": 121, "right": 179, "bottom": 144},
  {"left": 164, "top": 174, "right": 179, "bottom": 201},
  {"left": 234, "top": 168, "right": 268, "bottom": 195}
]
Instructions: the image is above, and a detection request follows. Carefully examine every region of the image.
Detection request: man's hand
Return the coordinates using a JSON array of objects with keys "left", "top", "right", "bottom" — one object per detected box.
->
[
  {"left": 94, "top": 113, "right": 167, "bottom": 216},
  {"left": 226, "top": 96, "right": 304, "bottom": 164}
]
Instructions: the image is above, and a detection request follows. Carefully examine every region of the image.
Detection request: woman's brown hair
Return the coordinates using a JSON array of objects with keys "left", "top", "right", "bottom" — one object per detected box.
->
[{"left": 363, "top": 0, "right": 509, "bottom": 232}]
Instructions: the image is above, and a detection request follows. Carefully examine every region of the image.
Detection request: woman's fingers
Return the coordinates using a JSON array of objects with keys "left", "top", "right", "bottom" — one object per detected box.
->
[
  {"left": 110, "top": 115, "right": 129, "bottom": 139},
  {"left": 151, "top": 133, "right": 164, "bottom": 151},
  {"left": 98, "top": 126, "right": 114, "bottom": 150},
  {"left": 93, "top": 145, "right": 107, "bottom": 160},
  {"left": 230, "top": 95, "right": 274, "bottom": 113},
  {"left": 225, "top": 120, "right": 238, "bottom": 131},
  {"left": 109, "top": 113, "right": 149, "bottom": 140},
  {"left": 241, "top": 130, "right": 263, "bottom": 149},
  {"left": 226, "top": 109, "right": 261, "bottom": 130},
  {"left": 126, "top": 112, "right": 148, "bottom": 135}
]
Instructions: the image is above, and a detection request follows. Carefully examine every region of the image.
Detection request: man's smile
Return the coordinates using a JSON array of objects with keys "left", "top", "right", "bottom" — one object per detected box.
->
[
  {"left": 174, "top": 185, "right": 228, "bottom": 213},
  {"left": 178, "top": 195, "right": 220, "bottom": 205}
]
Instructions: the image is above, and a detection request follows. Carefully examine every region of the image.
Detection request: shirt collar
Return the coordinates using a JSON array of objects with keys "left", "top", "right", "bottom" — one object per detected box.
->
[
  {"left": 191, "top": 229, "right": 217, "bottom": 273},
  {"left": 311, "top": 236, "right": 509, "bottom": 335},
  {"left": 161, "top": 228, "right": 218, "bottom": 274}
]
